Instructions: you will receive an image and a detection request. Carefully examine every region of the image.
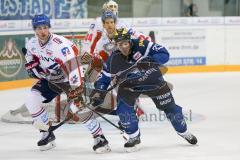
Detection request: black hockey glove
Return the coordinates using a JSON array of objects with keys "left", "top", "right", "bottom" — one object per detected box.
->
[{"left": 89, "top": 89, "right": 107, "bottom": 108}]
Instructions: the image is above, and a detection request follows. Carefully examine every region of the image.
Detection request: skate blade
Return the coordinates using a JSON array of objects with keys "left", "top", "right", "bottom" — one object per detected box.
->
[
  {"left": 125, "top": 144, "right": 140, "bottom": 153},
  {"left": 39, "top": 141, "right": 56, "bottom": 151},
  {"left": 95, "top": 145, "right": 111, "bottom": 154}
]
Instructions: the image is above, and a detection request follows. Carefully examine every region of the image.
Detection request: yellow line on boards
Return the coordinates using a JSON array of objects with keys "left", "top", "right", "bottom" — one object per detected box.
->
[
  {"left": 167, "top": 65, "right": 240, "bottom": 73},
  {"left": 0, "top": 79, "right": 37, "bottom": 90}
]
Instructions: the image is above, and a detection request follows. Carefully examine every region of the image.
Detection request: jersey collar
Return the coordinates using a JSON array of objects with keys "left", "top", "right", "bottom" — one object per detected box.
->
[{"left": 38, "top": 33, "right": 52, "bottom": 48}]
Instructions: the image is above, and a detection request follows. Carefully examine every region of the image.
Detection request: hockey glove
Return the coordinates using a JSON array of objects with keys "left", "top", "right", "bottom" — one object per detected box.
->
[
  {"left": 25, "top": 54, "right": 40, "bottom": 70},
  {"left": 68, "top": 86, "right": 84, "bottom": 100},
  {"left": 68, "top": 86, "right": 85, "bottom": 112},
  {"left": 25, "top": 55, "right": 48, "bottom": 79},
  {"left": 90, "top": 56, "right": 103, "bottom": 72},
  {"left": 89, "top": 89, "right": 107, "bottom": 108},
  {"left": 81, "top": 52, "right": 92, "bottom": 64}
]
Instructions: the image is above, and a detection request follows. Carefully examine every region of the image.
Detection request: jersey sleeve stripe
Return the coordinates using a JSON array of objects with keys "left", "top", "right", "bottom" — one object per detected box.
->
[
  {"left": 90, "top": 31, "right": 102, "bottom": 55},
  {"left": 72, "top": 46, "right": 84, "bottom": 84},
  {"left": 143, "top": 41, "right": 153, "bottom": 58}
]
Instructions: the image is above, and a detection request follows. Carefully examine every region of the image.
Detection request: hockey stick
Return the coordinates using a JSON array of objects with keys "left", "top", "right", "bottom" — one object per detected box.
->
[
  {"left": 33, "top": 79, "right": 123, "bottom": 132},
  {"left": 21, "top": 47, "right": 116, "bottom": 132},
  {"left": 33, "top": 62, "right": 140, "bottom": 133},
  {"left": 34, "top": 100, "right": 123, "bottom": 133},
  {"left": 105, "top": 57, "right": 145, "bottom": 91},
  {"left": 83, "top": 103, "right": 129, "bottom": 140},
  {"left": 34, "top": 46, "right": 169, "bottom": 139},
  {"left": 27, "top": 47, "right": 153, "bottom": 134}
]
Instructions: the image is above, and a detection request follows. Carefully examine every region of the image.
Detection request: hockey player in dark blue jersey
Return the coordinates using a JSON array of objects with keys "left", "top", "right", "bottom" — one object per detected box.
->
[{"left": 91, "top": 28, "right": 198, "bottom": 152}]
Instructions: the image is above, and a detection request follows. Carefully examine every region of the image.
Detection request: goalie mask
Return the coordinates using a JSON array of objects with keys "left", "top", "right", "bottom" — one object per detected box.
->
[
  {"left": 101, "top": 11, "right": 117, "bottom": 23},
  {"left": 102, "top": 0, "right": 118, "bottom": 16}
]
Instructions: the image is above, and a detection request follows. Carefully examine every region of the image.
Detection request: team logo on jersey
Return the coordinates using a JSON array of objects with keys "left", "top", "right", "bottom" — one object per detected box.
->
[
  {"left": 46, "top": 49, "right": 53, "bottom": 56},
  {"left": 90, "top": 24, "right": 95, "bottom": 29},
  {"left": 133, "top": 51, "right": 142, "bottom": 61},
  {"left": 139, "top": 39, "right": 144, "bottom": 47},
  {"left": 70, "top": 75, "right": 78, "bottom": 84},
  {"left": 53, "top": 37, "right": 62, "bottom": 44},
  {"left": 61, "top": 47, "right": 70, "bottom": 56},
  {"left": 152, "top": 44, "right": 163, "bottom": 51},
  {"left": 0, "top": 39, "right": 23, "bottom": 78},
  {"left": 39, "top": 55, "right": 55, "bottom": 62}
]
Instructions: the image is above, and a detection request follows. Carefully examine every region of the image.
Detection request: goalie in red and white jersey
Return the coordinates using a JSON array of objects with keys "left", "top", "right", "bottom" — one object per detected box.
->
[
  {"left": 23, "top": 14, "right": 110, "bottom": 153},
  {"left": 82, "top": 1, "right": 150, "bottom": 118},
  {"left": 81, "top": 0, "right": 151, "bottom": 62}
]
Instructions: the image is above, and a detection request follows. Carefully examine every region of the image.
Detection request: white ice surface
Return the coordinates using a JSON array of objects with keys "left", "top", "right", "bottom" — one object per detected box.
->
[{"left": 0, "top": 72, "right": 240, "bottom": 160}]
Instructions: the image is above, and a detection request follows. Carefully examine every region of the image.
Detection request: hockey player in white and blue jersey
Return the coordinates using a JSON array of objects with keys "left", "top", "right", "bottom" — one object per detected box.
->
[
  {"left": 23, "top": 14, "right": 110, "bottom": 153},
  {"left": 91, "top": 28, "right": 198, "bottom": 152}
]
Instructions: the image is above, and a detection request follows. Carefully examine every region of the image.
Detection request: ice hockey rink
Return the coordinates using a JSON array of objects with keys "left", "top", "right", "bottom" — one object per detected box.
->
[{"left": 0, "top": 72, "right": 240, "bottom": 160}]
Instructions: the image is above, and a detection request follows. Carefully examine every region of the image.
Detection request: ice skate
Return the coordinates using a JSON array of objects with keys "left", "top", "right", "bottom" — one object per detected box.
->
[
  {"left": 93, "top": 134, "right": 111, "bottom": 153},
  {"left": 37, "top": 131, "right": 56, "bottom": 151},
  {"left": 124, "top": 134, "right": 141, "bottom": 152},
  {"left": 178, "top": 131, "right": 198, "bottom": 145}
]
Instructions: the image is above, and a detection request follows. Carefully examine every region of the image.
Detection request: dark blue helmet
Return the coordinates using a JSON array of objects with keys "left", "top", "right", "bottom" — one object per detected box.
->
[
  {"left": 32, "top": 14, "right": 51, "bottom": 29},
  {"left": 101, "top": 11, "right": 117, "bottom": 23}
]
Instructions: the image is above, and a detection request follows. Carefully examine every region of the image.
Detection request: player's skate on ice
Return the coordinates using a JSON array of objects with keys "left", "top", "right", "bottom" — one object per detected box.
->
[
  {"left": 93, "top": 134, "right": 110, "bottom": 153},
  {"left": 37, "top": 130, "right": 56, "bottom": 151}
]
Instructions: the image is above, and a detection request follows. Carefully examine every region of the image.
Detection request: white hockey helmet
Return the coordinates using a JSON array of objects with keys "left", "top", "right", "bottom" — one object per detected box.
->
[{"left": 102, "top": 0, "right": 118, "bottom": 16}]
